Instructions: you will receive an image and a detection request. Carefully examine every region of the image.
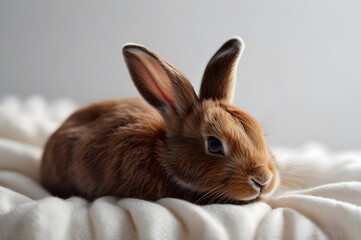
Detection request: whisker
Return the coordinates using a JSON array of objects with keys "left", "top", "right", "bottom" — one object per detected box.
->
[
  {"left": 195, "top": 185, "right": 222, "bottom": 204},
  {"left": 216, "top": 189, "right": 231, "bottom": 204},
  {"left": 209, "top": 191, "right": 223, "bottom": 204}
]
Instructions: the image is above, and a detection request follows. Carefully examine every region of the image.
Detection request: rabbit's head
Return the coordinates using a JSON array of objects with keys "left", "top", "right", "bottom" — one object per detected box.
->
[{"left": 123, "top": 37, "right": 278, "bottom": 203}]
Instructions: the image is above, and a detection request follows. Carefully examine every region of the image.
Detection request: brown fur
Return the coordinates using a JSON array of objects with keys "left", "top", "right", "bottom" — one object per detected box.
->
[{"left": 40, "top": 37, "right": 278, "bottom": 204}]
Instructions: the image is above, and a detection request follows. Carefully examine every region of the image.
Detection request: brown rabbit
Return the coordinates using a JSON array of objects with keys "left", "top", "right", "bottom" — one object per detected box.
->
[{"left": 40, "top": 37, "right": 278, "bottom": 204}]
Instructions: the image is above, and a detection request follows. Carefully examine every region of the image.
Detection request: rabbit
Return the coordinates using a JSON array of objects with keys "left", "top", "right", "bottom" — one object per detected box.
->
[{"left": 40, "top": 37, "right": 279, "bottom": 205}]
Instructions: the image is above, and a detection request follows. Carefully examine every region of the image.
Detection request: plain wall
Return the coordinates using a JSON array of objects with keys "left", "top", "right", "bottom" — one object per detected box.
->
[{"left": 1, "top": 0, "right": 361, "bottom": 150}]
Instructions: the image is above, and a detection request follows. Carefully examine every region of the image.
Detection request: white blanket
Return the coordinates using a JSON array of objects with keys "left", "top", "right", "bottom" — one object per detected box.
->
[{"left": 0, "top": 96, "right": 361, "bottom": 240}]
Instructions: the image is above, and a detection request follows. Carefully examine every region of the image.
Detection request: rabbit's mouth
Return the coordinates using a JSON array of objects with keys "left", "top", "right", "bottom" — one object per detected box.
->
[{"left": 231, "top": 191, "right": 262, "bottom": 204}]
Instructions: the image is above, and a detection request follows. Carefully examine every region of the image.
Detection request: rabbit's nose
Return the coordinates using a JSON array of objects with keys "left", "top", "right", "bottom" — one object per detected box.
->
[{"left": 249, "top": 176, "right": 272, "bottom": 190}]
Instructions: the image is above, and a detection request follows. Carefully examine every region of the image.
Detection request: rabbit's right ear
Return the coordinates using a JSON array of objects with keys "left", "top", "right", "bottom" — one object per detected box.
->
[
  {"left": 123, "top": 44, "right": 198, "bottom": 117},
  {"left": 199, "top": 37, "right": 244, "bottom": 103}
]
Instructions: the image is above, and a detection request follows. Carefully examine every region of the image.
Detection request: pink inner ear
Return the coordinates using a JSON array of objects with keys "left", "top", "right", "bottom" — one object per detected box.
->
[{"left": 134, "top": 52, "right": 175, "bottom": 110}]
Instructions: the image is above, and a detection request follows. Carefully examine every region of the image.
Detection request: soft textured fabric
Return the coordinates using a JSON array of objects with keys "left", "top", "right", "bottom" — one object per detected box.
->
[{"left": 0, "top": 95, "right": 361, "bottom": 240}]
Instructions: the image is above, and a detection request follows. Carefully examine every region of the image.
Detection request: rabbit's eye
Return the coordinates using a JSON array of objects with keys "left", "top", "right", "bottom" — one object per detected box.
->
[{"left": 207, "top": 136, "right": 224, "bottom": 155}]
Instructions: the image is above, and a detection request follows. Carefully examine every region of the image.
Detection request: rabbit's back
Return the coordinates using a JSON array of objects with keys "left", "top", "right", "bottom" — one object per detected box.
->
[{"left": 41, "top": 97, "right": 168, "bottom": 200}]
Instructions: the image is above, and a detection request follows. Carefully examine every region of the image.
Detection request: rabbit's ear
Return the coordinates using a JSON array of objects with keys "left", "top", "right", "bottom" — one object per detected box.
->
[
  {"left": 199, "top": 37, "right": 244, "bottom": 103},
  {"left": 123, "top": 44, "right": 198, "bottom": 117}
]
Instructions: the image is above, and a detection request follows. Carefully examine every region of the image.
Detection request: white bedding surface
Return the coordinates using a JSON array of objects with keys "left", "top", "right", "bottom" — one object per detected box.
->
[{"left": 0, "top": 95, "right": 361, "bottom": 240}]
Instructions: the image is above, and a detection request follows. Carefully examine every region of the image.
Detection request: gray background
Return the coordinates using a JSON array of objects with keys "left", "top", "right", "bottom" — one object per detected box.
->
[{"left": 1, "top": 0, "right": 361, "bottom": 150}]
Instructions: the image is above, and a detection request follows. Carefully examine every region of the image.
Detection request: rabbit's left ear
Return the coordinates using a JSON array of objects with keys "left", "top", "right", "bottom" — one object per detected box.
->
[
  {"left": 123, "top": 44, "right": 198, "bottom": 118},
  {"left": 199, "top": 37, "right": 244, "bottom": 103}
]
